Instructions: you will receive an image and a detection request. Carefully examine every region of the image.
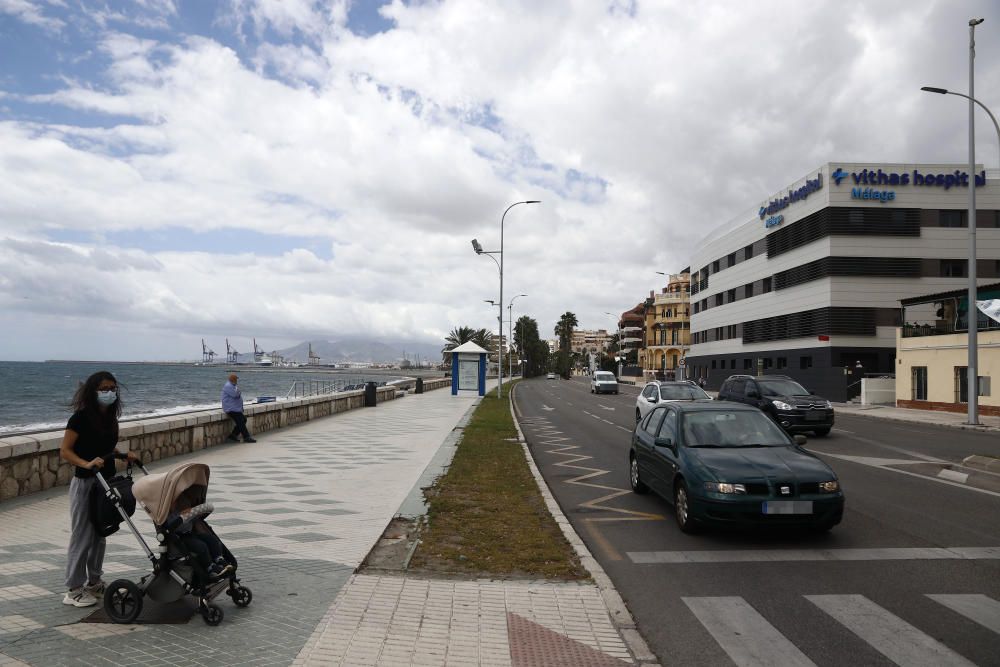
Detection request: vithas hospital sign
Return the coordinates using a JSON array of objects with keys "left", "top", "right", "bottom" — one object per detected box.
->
[{"left": 832, "top": 166, "right": 986, "bottom": 203}]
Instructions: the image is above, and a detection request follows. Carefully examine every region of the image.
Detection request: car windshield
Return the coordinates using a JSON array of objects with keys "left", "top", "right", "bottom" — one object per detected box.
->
[
  {"left": 757, "top": 379, "right": 810, "bottom": 397},
  {"left": 660, "top": 384, "right": 710, "bottom": 400},
  {"left": 595, "top": 374, "right": 616, "bottom": 381},
  {"left": 682, "top": 410, "right": 791, "bottom": 447}
]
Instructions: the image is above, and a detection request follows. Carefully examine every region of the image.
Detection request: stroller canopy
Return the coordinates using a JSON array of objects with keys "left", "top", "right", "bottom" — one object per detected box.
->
[{"left": 133, "top": 462, "right": 210, "bottom": 526}]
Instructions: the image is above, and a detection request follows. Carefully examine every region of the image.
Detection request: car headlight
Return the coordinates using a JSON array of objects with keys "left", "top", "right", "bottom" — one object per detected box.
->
[
  {"left": 824, "top": 400, "right": 833, "bottom": 409},
  {"left": 819, "top": 480, "right": 839, "bottom": 492},
  {"left": 771, "top": 400, "right": 793, "bottom": 411},
  {"left": 704, "top": 482, "right": 746, "bottom": 494}
]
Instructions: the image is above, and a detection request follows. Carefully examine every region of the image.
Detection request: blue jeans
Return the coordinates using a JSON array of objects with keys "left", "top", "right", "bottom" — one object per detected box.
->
[{"left": 226, "top": 412, "right": 251, "bottom": 440}]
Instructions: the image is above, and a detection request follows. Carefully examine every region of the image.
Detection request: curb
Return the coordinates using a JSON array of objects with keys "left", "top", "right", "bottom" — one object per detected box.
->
[
  {"left": 963, "top": 454, "right": 1000, "bottom": 473},
  {"left": 508, "top": 383, "right": 660, "bottom": 667}
]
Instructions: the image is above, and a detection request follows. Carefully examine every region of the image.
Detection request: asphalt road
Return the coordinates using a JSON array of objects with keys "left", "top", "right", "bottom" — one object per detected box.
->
[{"left": 513, "top": 376, "right": 1000, "bottom": 667}]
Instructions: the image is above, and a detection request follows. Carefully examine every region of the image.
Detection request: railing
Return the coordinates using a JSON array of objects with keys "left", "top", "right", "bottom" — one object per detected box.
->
[{"left": 285, "top": 377, "right": 387, "bottom": 399}]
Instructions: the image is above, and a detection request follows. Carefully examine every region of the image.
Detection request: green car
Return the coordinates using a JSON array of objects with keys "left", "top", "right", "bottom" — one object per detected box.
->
[{"left": 629, "top": 401, "right": 844, "bottom": 533}]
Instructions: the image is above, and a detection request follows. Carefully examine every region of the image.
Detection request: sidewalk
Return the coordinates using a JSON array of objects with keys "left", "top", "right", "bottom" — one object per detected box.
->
[
  {"left": 0, "top": 385, "right": 645, "bottom": 666},
  {"left": 834, "top": 402, "right": 1000, "bottom": 432}
]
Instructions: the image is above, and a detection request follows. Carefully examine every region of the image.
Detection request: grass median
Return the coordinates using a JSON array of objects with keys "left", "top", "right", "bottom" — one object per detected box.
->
[{"left": 409, "top": 381, "right": 588, "bottom": 580}]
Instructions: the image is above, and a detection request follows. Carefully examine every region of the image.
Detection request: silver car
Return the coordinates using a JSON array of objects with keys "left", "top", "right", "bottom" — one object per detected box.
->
[{"left": 635, "top": 380, "right": 711, "bottom": 422}]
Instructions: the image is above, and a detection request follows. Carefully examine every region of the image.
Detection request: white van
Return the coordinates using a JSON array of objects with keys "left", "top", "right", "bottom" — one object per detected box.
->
[{"left": 591, "top": 371, "right": 619, "bottom": 395}]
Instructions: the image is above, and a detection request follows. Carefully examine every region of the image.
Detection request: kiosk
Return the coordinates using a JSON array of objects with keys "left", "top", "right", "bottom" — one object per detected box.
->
[{"left": 449, "top": 341, "right": 488, "bottom": 396}]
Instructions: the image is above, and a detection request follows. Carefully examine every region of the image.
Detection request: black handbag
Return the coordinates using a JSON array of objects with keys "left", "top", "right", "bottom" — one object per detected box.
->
[{"left": 90, "top": 470, "right": 137, "bottom": 537}]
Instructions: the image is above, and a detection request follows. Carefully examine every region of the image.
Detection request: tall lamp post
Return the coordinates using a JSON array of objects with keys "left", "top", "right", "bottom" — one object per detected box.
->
[
  {"left": 604, "top": 311, "right": 623, "bottom": 377},
  {"left": 484, "top": 299, "right": 502, "bottom": 378},
  {"left": 472, "top": 200, "right": 540, "bottom": 398},
  {"left": 920, "top": 17, "right": 990, "bottom": 425},
  {"left": 508, "top": 294, "right": 527, "bottom": 379}
]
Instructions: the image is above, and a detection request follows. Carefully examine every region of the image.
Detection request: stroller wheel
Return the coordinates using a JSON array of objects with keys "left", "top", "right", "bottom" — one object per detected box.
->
[
  {"left": 229, "top": 585, "right": 252, "bottom": 608},
  {"left": 202, "top": 603, "right": 224, "bottom": 626},
  {"left": 104, "top": 580, "right": 143, "bottom": 624}
]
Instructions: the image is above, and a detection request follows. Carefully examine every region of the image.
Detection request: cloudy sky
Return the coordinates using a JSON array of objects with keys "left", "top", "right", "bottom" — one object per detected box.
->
[{"left": 1, "top": 0, "right": 999, "bottom": 361}]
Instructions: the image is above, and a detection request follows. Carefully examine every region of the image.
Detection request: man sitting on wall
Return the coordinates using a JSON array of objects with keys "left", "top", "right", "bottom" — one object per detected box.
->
[{"left": 221, "top": 373, "right": 256, "bottom": 443}]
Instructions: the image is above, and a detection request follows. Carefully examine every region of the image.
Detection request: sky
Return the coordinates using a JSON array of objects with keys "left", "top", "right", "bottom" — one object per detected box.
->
[{"left": 1, "top": 0, "right": 999, "bottom": 361}]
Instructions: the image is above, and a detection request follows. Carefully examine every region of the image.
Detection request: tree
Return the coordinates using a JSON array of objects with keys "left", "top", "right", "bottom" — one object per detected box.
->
[
  {"left": 442, "top": 326, "right": 494, "bottom": 367},
  {"left": 554, "top": 311, "right": 579, "bottom": 352},
  {"left": 513, "top": 315, "right": 550, "bottom": 377}
]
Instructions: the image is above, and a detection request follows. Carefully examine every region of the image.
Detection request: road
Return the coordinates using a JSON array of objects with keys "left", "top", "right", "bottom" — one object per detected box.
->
[{"left": 513, "top": 376, "right": 1000, "bottom": 667}]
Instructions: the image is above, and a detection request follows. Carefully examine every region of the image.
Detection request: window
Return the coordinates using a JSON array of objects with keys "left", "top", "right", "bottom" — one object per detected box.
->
[
  {"left": 744, "top": 244, "right": 754, "bottom": 260},
  {"left": 711, "top": 360, "right": 717, "bottom": 369},
  {"left": 777, "top": 357, "right": 787, "bottom": 369},
  {"left": 643, "top": 408, "right": 666, "bottom": 435},
  {"left": 729, "top": 378, "right": 746, "bottom": 395},
  {"left": 912, "top": 367, "right": 928, "bottom": 400},
  {"left": 940, "top": 259, "right": 967, "bottom": 277},
  {"left": 658, "top": 409, "right": 677, "bottom": 440},
  {"left": 800, "top": 356, "right": 813, "bottom": 369},
  {"left": 727, "top": 289, "right": 736, "bottom": 303},
  {"left": 715, "top": 294, "right": 723, "bottom": 306},
  {"left": 763, "top": 277, "right": 772, "bottom": 293},
  {"left": 730, "top": 359, "right": 736, "bottom": 369},
  {"left": 713, "top": 259, "right": 720, "bottom": 272},
  {"left": 745, "top": 284, "right": 754, "bottom": 299},
  {"left": 693, "top": 303, "right": 700, "bottom": 314},
  {"left": 763, "top": 358, "right": 773, "bottom": 369},
  {"left": 642, "top": 385, "right": 657, "bottom": 400},
  {"left": 940, "top": 210, "right": 964, "bottom": 227},
  {"left": 744, "top": 358, "right": 753, "bottom": 370},
  {"left": 728, "top": 252, "right": 736, "bottom": 267}
]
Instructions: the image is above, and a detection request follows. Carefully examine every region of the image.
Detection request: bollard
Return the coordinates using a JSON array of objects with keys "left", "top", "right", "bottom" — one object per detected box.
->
[
  {"left": 364, "top": 381, "right": 377, "bottom": 407},
  {"left": 415, "top": 378, "right": 424, "bottom": 394}
]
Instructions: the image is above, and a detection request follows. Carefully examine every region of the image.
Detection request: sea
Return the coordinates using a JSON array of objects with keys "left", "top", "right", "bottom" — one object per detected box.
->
[{"left": 0, "top": 361, "right": 406, "bottom": 436}]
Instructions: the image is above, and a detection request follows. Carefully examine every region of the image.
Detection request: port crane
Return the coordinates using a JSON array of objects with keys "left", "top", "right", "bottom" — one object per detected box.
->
[
  {"left": 225, "top": 338, "right": 239, "bottom": 364},
  {"left": 308, "top": 342, "right": 321, "bottom": 365},
  {"left": 201, "top": 339, "right": 217, "bottom": 363},
  {"left": 252, "top": 338, "right": 264, "bottom": 364}
]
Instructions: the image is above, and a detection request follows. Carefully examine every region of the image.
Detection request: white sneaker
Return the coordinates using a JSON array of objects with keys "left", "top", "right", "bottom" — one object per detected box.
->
[
  {"left": 86, "top": 580, "right": 106, "bottom": 597},
  {"left": 63, "top": 587, "right": 98, "bottom": 607}
]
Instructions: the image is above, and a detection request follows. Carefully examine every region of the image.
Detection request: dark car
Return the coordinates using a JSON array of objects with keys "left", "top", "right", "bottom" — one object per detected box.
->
[
  {"left": 628, "top": 401, "right": 844, "bottom": 533},
  {"left": 717, "top": 375, "right": 834, "bottom": 437}
]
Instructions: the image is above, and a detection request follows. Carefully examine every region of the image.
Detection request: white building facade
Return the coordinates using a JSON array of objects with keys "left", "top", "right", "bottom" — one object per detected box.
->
[{"left": 686, "top": 162, "right": 1000, "bottom": 399}]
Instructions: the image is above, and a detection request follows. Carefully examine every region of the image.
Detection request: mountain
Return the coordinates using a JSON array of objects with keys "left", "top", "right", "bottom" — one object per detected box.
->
[{"left": 244, "top": 337, "right": 445, "bottom": 364}]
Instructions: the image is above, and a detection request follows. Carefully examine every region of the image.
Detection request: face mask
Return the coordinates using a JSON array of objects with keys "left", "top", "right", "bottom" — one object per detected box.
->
[{"left": 97, "top": 390, "right": 117, "bottom": 406}]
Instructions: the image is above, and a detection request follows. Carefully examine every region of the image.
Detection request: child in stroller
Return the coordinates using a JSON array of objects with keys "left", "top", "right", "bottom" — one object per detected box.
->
[
  {"left": 166, "top": 490, "right": 234, "bottom": 580},
  {"left": 96, "top": 461, "right": 251, "bottom": 626}
]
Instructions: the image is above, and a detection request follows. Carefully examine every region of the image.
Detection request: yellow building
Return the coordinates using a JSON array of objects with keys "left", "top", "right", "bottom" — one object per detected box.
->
[
  {"left": 896, "top": 282, "right": 1000, "bottom": 415},
  {"left": 640, "top": 272, "right": 691, "bottom": 379}
]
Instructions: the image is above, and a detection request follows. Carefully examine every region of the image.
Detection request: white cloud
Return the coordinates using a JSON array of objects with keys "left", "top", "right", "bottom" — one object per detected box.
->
[
  {"left": 0, "top": 0, "right": 64, "bottom": 31},
  {"left": 1, "top": 0, "right": 999, "bottom": 360}
]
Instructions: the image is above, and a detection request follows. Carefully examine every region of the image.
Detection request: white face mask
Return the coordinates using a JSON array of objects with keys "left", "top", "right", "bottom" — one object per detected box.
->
[{"left": 96, "top": 390, "right": 117, "bottom": 406}]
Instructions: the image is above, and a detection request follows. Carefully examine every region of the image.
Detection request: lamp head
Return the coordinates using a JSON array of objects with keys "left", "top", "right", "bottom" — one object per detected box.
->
[
  {"left": 471, "top": 239, "right": 483, "bottom": 254},
  {"left": 921, "top": 86, "right": 948, "bottom": 94},
  {"left": 970, "top": 18, "right": 984, "bottom": 26},
  {"left": 525, "top": 200, "right": 541, "bottom": 204}
]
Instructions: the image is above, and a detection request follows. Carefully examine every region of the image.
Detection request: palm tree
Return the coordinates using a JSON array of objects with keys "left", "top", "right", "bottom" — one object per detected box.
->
[
  {"left": 471, "top": 328, "right": 494, "bottom": 350},
  {"left": 442, "top": 326, "right": 495, "bottom": 364},
  {"left": 554, "top": 311, "right": 579, "bottom": 352}
]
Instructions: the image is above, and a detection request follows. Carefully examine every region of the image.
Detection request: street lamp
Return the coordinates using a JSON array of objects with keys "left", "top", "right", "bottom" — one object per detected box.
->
[
  {"left": 471, "top": 200, "right": 541, "bottom": 398},
  {"left": 508, "top": 294, "right": 527, "bottom": 379},
  {"left": 920, "top": 18, "right": 989, "bottom": 425},
  {"left": 604, "top": 311, "right": 624, "bottom": 377},
  {"left": 484, "top": 299, "right": 501, "bottom": 377}
]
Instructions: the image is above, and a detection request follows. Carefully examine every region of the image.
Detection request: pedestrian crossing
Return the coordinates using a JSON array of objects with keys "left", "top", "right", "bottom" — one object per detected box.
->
[{"left": 682, "top": 593, "right": 999, "bottom": 666}]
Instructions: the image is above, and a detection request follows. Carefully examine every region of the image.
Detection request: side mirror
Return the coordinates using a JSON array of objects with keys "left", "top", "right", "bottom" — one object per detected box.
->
[
  {"left": 649, "top": 396, "right": 658, "bottom": 403},
  {"left": 794, "top": 434, "right": 808, "bottom": 446},
  {"left": 654, "top": 436, "right": 674, "bottom": 449}
]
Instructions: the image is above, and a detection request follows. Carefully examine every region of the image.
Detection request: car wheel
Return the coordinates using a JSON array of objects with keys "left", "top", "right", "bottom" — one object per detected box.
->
[
  {"left": 673, "top": 480, "right": 700, "bottom": 534},
  {"left": 813, "top": 428, "right": 831, "bottom": 437},
  {"left": 635, "top": 408, "right": 642, "bottom": 423},
  {"left": 629, "top": 453, "right": 648, "bottom": 494}
]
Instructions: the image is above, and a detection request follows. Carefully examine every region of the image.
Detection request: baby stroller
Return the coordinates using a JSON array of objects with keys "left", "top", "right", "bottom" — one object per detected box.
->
[{"left": 94, "top": 462, "right": 252, "bottom": 626}]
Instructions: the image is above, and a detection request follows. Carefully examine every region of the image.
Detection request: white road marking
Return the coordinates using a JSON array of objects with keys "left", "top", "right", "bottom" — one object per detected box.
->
[
  {"left": 541, "top": 405, "right": 554, "bottom": 411},
  {"left": 601, "top": 419, "right": 615, "bottom": 425},
  {"left": 927, "top": 594, "right": 1000, "bottom": 634},
  {"left": 598, "top": 404, "right": 615, "bottom": 411},
  {"left": 683, "top": 596, "right": 817, "bottom": 667},
  {"left": 938, "top": 469, "right": 970, "bottom": 483},
  {"left": 806, "top": 594, "right": 976, "bottom": 667},
  {"left": 628, "top": 547, "right": 1000, "bottom": 563},
  {"left": 811, "top": 450, "right": 1000, "bottom": 498},
  {"left": 832, "top": 428, "right": 855, "bottom": 434}
]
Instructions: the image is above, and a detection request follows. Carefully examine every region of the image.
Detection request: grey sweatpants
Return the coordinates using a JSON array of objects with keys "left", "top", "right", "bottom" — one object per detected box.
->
[{"left": 64, "top": 476, "right": 105, "bottom": 591}]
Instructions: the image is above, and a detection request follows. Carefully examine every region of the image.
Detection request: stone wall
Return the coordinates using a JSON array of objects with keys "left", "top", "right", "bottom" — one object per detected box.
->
[{"left": 0, "top": 378, "right": 450, "bottom": 502}]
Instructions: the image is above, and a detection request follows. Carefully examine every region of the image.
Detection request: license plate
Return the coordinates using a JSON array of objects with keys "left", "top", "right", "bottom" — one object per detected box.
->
[
  {"left": 805, "top": 411, "right": 825, "bottom": 421},
  {"left": 763, "top": 501, "right": 813, "bottom": 515}
]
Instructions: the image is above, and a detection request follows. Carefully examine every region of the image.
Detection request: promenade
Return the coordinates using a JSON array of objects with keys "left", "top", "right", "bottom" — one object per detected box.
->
[{"left": 0, "top": 384, "right": 641, "bottom": 667}]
